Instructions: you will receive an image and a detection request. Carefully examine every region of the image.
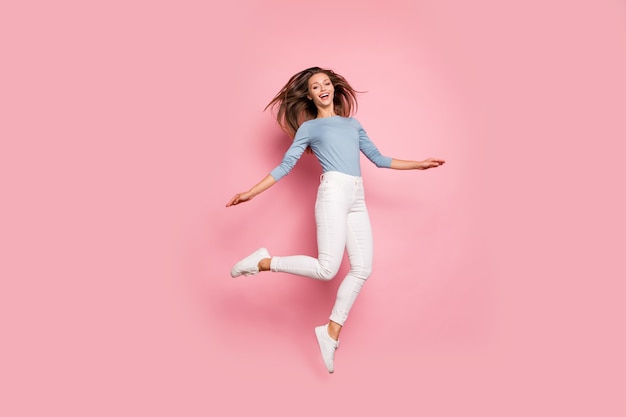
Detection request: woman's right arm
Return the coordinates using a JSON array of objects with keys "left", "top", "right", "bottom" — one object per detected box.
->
[
  {"left": 227, "top": 124, "right": 309, "bottom": 207},
  {"left": 225, "top": 174, "right": 277, "bottom": 207}
]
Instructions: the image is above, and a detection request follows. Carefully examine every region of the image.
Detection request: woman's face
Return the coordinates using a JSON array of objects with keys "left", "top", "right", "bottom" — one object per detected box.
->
[{"left": 307, "top": 72, "right": 334, "bottom": 109}]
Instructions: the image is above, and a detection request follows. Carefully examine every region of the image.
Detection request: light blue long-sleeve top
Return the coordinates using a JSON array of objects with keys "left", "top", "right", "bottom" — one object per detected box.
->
[{"left": 269, "top": 116, "right": 392, "bottom": 181}]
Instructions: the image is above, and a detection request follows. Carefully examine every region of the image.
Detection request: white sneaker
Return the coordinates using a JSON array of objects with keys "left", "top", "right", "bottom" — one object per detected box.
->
[
  {"left": 315, "top": 324, "right": 339, "bottom": 373},
  {"left": 230, "top": 248, "right": 271, "bottom": 277}
]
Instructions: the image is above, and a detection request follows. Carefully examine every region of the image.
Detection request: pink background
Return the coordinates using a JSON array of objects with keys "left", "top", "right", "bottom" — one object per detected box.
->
[{"left": 2, "top": 0, "right": 625, "bottom": 415}]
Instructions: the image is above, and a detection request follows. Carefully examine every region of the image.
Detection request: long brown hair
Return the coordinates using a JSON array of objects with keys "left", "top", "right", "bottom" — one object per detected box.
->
[{"left": 265, "top": 67, "right": 360, "bottom": 137}]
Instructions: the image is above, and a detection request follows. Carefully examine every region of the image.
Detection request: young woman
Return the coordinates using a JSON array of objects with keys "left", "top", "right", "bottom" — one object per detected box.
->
[{"left": 226, "top": 67, "right": 445, "bottom": 373}]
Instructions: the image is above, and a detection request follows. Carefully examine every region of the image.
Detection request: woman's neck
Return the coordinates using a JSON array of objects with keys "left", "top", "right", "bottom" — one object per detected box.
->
[
  {"left": 316, "top": 106, "right": 336, "bottom": 119},
  {"left": 317, "top": 110, "right": 337, "bottom": 119}
]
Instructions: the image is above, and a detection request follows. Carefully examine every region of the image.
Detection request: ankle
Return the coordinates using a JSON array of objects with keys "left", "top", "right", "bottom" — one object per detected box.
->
[
  {"left": 327, "top": 321, "right": 342, "bottom": 341},
  {"left": 258, "top": 258, "right": 271, "bottom": 271}
]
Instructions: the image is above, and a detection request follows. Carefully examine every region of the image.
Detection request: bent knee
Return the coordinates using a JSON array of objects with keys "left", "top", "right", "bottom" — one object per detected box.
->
[
  {"left": 315, "top": 255, "right": 342, "bottom": 281},
  {"left": 317, "top": 267, "right": 338, "bottom": 281}
]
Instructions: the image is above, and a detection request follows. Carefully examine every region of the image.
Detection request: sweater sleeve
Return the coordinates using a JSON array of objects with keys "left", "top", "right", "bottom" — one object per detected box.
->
[
  {"left": 354, "top": 119, "right": 392, "bottom": 168},
  {"left": 269, "top": 123, "right": 311, "bottom": 181}
]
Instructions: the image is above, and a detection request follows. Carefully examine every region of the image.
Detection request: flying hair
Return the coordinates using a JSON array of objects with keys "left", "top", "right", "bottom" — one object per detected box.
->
[{"left": 265, "top": 67, "right": 361, "bottom": 137}]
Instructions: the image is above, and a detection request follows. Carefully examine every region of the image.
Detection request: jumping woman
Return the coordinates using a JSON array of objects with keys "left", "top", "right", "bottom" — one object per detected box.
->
[{"left": 226, "top": 67, "right": 445, "bottom": 373}]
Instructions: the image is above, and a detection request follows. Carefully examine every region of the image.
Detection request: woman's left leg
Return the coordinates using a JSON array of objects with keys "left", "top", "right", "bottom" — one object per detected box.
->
[
  {"left": 315, "top": 183, "right": 373, "bottom": 372},
  {"left": 329, "top": 183, "right": 373, "bottom": 328}
]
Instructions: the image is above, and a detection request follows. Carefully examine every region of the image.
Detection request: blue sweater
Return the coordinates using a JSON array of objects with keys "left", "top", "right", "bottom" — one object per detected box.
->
[{"left": 269, "top": 116, "right": 392, "bottom": 181}]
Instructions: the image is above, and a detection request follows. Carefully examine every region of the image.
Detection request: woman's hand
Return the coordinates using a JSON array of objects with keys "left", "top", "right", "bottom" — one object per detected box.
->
[
  {"left": 225, "top": 174, "right": 278, "bottom": 207},
  {"left": 417, "top": 158, "right": 446, "bottom": 169},
  {"left": 390, "top": 158, "right": 446, "bottom": 170},
  {"left": 226, "top": 192, "right": 253, "bottom": 207}
]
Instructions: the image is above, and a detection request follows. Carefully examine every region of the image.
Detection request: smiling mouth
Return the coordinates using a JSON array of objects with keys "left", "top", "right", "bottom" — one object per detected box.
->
[{"left": 320, "top": 93, "right": 330, "bottom": 100}]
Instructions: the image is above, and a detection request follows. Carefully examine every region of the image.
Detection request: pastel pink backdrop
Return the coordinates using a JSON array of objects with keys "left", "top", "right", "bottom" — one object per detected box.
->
[{"left": 1, "top": 0, "right": 624, "bottom": 416}]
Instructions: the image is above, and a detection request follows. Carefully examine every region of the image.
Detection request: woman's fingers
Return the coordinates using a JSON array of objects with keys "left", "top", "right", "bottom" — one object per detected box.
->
[
  {"left": 428, "top": 158, "right": 445, "bottom": 166},
  {"left": 226, "top": 194, "right": 240, "bottom": 207},
  {"left": 226, "top": 192, "right": 252, "bottom": 206}
]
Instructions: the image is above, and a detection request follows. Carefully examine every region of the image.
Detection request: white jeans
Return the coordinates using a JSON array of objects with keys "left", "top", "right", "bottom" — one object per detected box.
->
[{"left": 270, "top": 171, "right": 373, "bottom": 326}]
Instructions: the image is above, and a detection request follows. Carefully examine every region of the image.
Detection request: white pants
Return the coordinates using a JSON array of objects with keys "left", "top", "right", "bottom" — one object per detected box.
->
[{"left": 270, "top": 171, "right": 373, "bottom": 326}]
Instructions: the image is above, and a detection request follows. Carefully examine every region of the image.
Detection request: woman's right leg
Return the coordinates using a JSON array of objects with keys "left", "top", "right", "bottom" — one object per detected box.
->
[{"left": 269, "top": 176, "right": 348, "bottom": 281}]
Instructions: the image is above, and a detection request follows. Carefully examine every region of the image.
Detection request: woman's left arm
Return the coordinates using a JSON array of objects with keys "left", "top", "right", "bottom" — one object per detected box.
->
[{"left": 390, "top": 158, "right": 446, "bottom": 170}]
